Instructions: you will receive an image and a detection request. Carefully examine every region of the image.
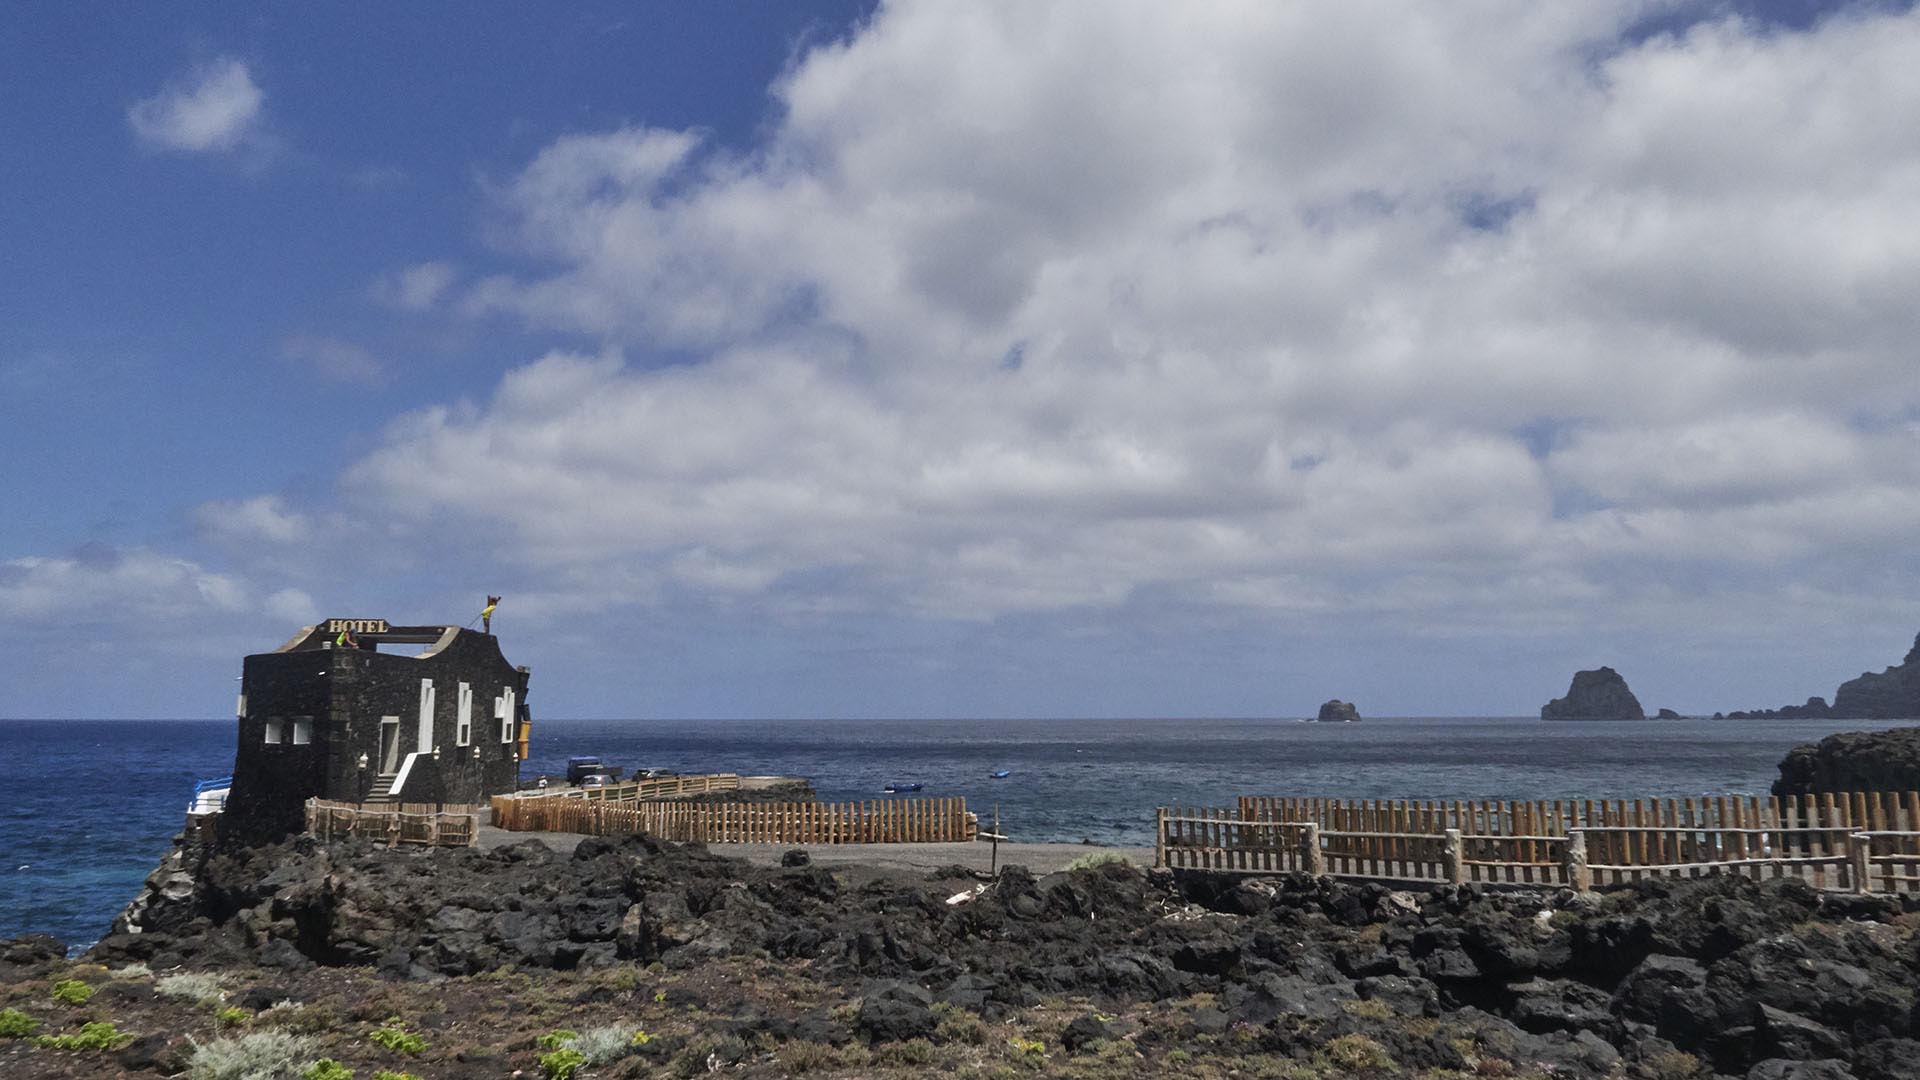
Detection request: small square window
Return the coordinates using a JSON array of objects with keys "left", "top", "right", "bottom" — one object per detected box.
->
[
  {"left": 264, "top": 718, "right": 284, "bottom": 744},
  {"left": 291, "top": 718, "right": 312, "bottom": 745}
]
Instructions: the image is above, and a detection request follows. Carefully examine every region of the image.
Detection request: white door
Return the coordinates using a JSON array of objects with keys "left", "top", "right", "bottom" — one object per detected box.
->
[{"left": 417, "top": 678, "right": 436, "bottom": 753}]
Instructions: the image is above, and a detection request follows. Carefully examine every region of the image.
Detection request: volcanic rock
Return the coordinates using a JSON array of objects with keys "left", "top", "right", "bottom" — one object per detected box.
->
[
  {"left": 1542, "top": 667, "right": 1646, "bottom": 721},
  {"left": 1316, "top": 699, "right": 1362, "bottom": 722},
  {"left": 1776, "top": 728, "right": 1920, "bottom": 797}
]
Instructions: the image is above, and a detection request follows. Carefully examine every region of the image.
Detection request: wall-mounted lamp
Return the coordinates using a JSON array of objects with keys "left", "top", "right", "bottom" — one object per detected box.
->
[
  {"left": 356, "top": 753, "right": 368, "bottom": 770},
  {"left": 432, "top": 746, "right": 442, "bottom": 762}
]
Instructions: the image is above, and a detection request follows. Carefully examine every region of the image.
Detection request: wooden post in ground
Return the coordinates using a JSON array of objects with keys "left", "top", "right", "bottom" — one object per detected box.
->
[
  {"left": 1850, "top": 833, "right": 1873, "bottom": 894},
  {"left": 1155, "top": 807, "right": 1168, "bottom": 869},
  {"left": 1442, "top": 828, "right": 1465, "bottom": 885},
  {"left": 1564, "top": 829, "right": 1591, "bottom": 892},
  {"left": 1301, "top": 822, "right": 1325, "bottom": 876}
]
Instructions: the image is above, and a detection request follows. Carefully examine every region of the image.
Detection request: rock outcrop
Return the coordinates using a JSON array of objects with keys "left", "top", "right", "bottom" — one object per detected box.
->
[
  {"left": 1831, "top": 633, "right": 1920, "bottom": 718},
  {"left": 1728, "top": 632, "right": 1920, "bottom": 719},
  {"left": 1315, "top": 699, "right": 1361, "bottom": 722},
  {"left": 1774, "top": 727, "right": 1920, "bottom": 797},
  {"left": 1541, "top": 667, "right": 1645, "bottom": 721},
  {"left": 80, "top": 832, "right": 1920, "bottom": 1079}
]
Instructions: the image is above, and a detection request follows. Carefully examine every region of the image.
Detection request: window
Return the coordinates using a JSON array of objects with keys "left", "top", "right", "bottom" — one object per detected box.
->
[
  {"left": 417, "top": 678, "right": 436, "bottom": 753},
  {"left": 456, "top": 682, "right": 473, "bottom": 746},
  {"left": 291, "top": 718, "right": 312, "bottom": 745},
  {"left": 264, "top": 718, "right": 283, "bottom": 744},
  {"left": 497, "top": 689, "right": 516, "bottom": 743},
  {"left": 236, "top": 694, "right": 248, "bottom": 719}
]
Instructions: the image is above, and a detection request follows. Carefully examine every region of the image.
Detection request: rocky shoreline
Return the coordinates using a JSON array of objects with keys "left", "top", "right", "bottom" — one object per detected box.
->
[{"left": 5, "top": 828, "right": 1919, "bottom": 1079}]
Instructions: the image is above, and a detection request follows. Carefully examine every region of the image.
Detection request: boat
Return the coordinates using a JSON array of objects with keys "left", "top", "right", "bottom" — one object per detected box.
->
[
  {"left": 989, "top": 770, "right": 1012, "bottom": 779},
  {"left": 883, "top": 782, "right": 924, "bottom": 793}
]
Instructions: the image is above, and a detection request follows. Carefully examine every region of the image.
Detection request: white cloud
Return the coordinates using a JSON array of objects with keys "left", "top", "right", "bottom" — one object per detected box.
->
[
  {"left": 193, "top": 495, "right": 313, "bottom": 547},
  {"left": 346, "top": 1, "right": 1920, "bottom": 638},
  {"left": 128, "top": 57, "right": 265, "bottom": 153},
  {"left": 280, "top": 335, "right": 386, "bottom": 386},
  {"left": 0, "top": 548, "right": 250, "bottom": 621},
  {"left": 374, "top": 262, "right": 458, "bottom": 311}
]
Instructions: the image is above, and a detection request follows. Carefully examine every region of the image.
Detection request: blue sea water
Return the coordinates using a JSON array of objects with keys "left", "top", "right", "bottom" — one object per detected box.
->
[{"left": 4, "top": 715, "right": 1918, "bottom": 949}]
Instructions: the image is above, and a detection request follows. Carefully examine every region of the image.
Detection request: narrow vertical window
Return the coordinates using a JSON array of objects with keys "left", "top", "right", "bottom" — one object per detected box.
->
[
  {"left": 456, "top": 682, "right": 473, "bottom": 746},
  {"left": 291, "top": 718, "right": 312, "bottom": 745},
  {"left": 264, "top": 718, "right": 283, "bottom": 744},
  {"left": 236, "top": 694, "right": 248, "bottom": 719},
  {"left": 498, "top": 687, "right": 517, "bottom": 744},
  {"left": 418, "top": 678, "right": 435, "bottom": 753}
]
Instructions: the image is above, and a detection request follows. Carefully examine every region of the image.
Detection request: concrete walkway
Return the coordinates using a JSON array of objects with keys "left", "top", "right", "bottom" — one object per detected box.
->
[{"left": 476, "top": 825, "right": 1152, "bottom": 879}]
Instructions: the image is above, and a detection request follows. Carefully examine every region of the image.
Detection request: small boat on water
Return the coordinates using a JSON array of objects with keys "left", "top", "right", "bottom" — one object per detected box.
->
[
  {"left": 883, "top": 782, "right": 924, "bottom": 793},
  {"left": 989, "top": 770, "right": 1012, "bottom": 779}
]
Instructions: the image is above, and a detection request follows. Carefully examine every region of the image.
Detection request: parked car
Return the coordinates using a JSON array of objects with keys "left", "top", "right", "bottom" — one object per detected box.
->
[{"left": 578, "top": 773, "right": 615, "bottom": 788}]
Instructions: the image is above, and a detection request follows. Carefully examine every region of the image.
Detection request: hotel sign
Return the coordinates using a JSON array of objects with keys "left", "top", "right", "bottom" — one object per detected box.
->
[{"left": 326, "top": 619, "right": 390, "bottom": 635}]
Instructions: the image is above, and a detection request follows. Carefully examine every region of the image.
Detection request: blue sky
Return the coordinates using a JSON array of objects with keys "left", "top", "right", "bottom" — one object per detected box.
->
[{"left": 4, "top": 1, "right": 1919, "bottom": 719}]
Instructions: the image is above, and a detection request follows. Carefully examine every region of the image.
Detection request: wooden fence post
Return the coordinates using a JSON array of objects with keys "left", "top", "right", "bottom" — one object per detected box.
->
[
  {"left": 1564, "top": 830, "right": 1591, "bottom": 892},
  {"left": 1301, "top": 822, "right": 1325, "bottom": 876},
  {"left": 1849, "top": 833, "right": 1873, "bottom": 894},
  {"left": 1442, "top": 829, "right": 1465, "bottom": 884},
  {"left": 1155, "top": 808, "right": 1168, "bottom": 869}
]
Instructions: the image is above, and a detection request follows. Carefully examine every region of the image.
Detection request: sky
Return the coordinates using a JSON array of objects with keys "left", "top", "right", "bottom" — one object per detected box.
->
[{"left": 3, "top": 0, "right": 1918, "bottom": 720}]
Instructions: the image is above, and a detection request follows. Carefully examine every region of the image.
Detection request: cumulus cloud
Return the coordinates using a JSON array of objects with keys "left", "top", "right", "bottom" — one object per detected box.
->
[
  {"left": 0, "top": 547, "right": 249, "bottom": 621},
  {"left": 280, "top": 335, "right": 386, "bottom": 386},
  {"left": 193, "top": 495, "right": 313, "bottom": 547},
  {"left": 128, "top": 57, "right": 266, "bottom": 153},
  {"left": 373, "top": 262, "right": 458, "bottom": 311},
  {"left": 345, "top": 1, "right": 1920, "bottom": 638}
]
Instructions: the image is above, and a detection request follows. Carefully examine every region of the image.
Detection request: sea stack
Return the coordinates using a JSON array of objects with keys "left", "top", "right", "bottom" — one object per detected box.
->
[
  {"left": 1316, "top": 699, "right": 1361, "bottom": 722},
  {"left": 1541, "top": 667, "right": 1645, "bottom": 721}
]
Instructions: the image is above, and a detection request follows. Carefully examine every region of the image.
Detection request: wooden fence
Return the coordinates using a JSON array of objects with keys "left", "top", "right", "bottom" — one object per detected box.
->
[
  {"left": 538, "top": 773, "right": 741, "bottom": 801},
  {"left": 491, "top": 794, "right": 977, "bottom": 844},
  {"left": 305, "top": 799, "right": 479, "bottom": 847},
  {"left": 1153, "top": 791, "right": 1920, "bottom": 894}
]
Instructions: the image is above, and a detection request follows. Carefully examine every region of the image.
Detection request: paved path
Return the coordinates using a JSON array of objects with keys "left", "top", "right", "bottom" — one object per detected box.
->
[{"left": 476, "top": 825, "right": 1151, "bottom": 880}]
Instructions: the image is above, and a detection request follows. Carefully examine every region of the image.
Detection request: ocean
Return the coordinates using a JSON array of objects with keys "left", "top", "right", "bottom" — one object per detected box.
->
[{"left": 4, "top": 715, "right": 1917, "bottom": 949}]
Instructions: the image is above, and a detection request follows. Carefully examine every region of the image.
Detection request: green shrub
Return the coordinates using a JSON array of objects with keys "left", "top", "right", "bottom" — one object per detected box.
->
[
  {"left": 216, "top": 1006, "right": 251, "bottom": 1026},
  {"left": 539, "top": 1047, "right": 587, "bottom": 1080},
  {"left": 536, "top": 1028, "right": 580, "bottom": 1050},
  {"left": 185, "top": 1031, "right": 316, "bottom": 1079},
  {"left": 35, "top": 1021, "right": 135, "bottom": 1051},
  {"left": 0, "top": 1008, "right": 37, "bottom": 1038},
  {"left": 372, "top": 1073, "right": 424, "bottom": 1080},
  {"left": 157, "top": 972, "right": 230, "bottom": 1007},
  {"left": 258, "top": 1003, "right": 341, "bottom": 1035},
  {"left": 367, "top": 1024, "right": 428, "bottom": 1055},
  {"left": 1318, "top": 1033, "right": 1396, "bottom": 1072},
  {"left": 778, "top": 1041, "right": 839, "bottom": 1073},
  {"left": 303, "top": 1061, "right": 354, "bottom": 1080},
  {"left": 572, "top": 1024, "right": 642, "bottom": 1064},
  {"left": 935, "top": 1006, "right": 989, "bottom": 1045},
  {"left": 877, "top": 1038, "right": 938, "bottom": 1066},
  {"left": 50, "top": 979, "right": 95, "bottom": 1006}
]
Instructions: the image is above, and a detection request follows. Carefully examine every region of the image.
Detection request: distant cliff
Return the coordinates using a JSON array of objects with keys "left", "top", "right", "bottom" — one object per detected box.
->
[
  {"left": 1775, "top": 727, "right": 1920, "bottom": 796},
  {"left": 1541, "top": 667, "right": 1646, "bottom": 721},
  {"left": 1727, "top": 632, "right": 1920, "bottom": 719}
]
